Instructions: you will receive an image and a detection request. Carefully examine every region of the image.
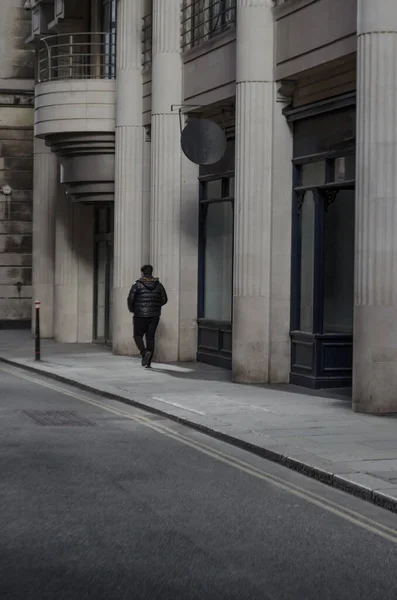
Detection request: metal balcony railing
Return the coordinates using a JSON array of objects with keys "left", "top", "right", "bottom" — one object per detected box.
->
[
  {"left": 37, "top": 32, "right": 117, "bottom": 83},
  {"left": 142, "top": 13, "right": 152, "bottom": 69},
  {"left": 181, "top": 0, "right": 236, "bottom": 51}
]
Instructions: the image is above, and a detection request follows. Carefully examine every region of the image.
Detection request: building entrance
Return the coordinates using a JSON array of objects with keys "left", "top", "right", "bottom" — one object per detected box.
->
[{"left": 94, "top": 206, "right": 114, "bottom": 345}]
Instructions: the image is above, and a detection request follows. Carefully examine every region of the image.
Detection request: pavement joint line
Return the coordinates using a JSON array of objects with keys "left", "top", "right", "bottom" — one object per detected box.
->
[
  {"left": 2, "top": 362, "right": 397, "bottom": 544},
  {"left": 152, "top": 396, "right": 206, "bottom": 415},
  {"left": 1, "top": 357, "right": 397, "bottom": 516}
]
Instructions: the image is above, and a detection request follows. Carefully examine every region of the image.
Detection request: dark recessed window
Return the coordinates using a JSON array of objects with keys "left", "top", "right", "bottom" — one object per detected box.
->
[{"left": 181, "top": 0, "right": 236, "bottom": 51}]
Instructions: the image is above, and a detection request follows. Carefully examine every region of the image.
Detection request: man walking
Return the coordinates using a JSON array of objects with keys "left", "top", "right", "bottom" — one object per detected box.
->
[{"left": 127, "top": 265, "right": 168, "bottom": 368}]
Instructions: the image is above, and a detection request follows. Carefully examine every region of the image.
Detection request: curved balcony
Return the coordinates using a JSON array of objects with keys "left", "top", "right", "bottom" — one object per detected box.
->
[
  {"left": 35, "top": 33, "right": 117, "bottom": 204},
  {"left": 38, "top": 32, "right": 116, "bottom": 82}
]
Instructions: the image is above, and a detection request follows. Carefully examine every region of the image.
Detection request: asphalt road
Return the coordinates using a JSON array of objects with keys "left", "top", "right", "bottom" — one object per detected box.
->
[{"left": 0, "top": 364, "right": 397, "bottom": 600}]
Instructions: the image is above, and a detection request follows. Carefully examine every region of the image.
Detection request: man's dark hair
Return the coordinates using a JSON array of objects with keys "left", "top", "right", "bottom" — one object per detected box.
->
[{"left": 141, "top": 264, "right": 153, "bottom": 277}]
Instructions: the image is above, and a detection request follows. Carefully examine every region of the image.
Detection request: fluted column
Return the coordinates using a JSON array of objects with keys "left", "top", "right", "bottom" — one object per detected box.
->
[
  {"left": 32, "top": 138, "right": 57, "bottom": 338},
  {"left": 142, "top": 125, "right": 151, "bottom": 265},
  {"left": 54, "top": 184, "right": 78, "bottom": 342},
  {"left": 150, "top": 0, "right": 182, "bottom": 362},
  {"left": 113, "top": 0, "right": 144, "bottom": 355},
  {"left": 232, "top": 0, "right": 274, "bottom": 383},
  {"left": 179, "top": 155, "right": 199, "bottom": 361},
  {"left": 75, "top": 204, "right": 94, "bottom": 343},
  {"left": 353, "top": 1, "right": 397, "bottom": 413},
  {"left": 269, "top": 87, "right": 293, "bottom": 384}
]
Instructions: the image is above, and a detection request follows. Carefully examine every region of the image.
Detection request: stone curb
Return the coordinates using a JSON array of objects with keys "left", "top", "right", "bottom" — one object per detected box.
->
[{"left": 1, "top": 356, "right": 397, "bottom": 515}]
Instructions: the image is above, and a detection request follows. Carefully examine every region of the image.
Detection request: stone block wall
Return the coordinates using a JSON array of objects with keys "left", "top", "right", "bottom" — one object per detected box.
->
[{"left": 0, "top": 0, "right": 34, "bottom": 327}]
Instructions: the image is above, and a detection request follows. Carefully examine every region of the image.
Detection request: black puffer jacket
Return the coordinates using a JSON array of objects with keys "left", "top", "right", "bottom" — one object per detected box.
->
[{"left": 127, "top": 277, "right": 168, "bottom": 318}]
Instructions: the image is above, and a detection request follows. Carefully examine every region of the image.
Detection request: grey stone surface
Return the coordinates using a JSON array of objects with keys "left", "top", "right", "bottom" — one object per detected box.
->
[
  {"left": 2, "top": 331, "right": 397, "bottom": 505},
  {"left": 0, "top": 3, "right": 34, "bottom": 324},
  {"left": 2, "top": 366, "right": 397, "bottom": 599},
  {"left": 335, "top": 473, "right": 397, "bottom": 492}
]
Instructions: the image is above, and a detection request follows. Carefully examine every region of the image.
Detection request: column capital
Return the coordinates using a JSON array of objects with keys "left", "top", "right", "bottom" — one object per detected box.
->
[
  {"left": 33, "top": 137, "right": 52, "bottom": 155},
  {"left": 151, "top": 0, "right": 182, "bottom": 115},
  {"left": 116, "top": 0, "right": 142, "bottom": 71},
  {"left": 236, "top": 0, "right": 274, "bottom": 82},
  {"left": 152, "top": 0, "right": 181, "bottom": 54},
  {"left": 116, "top": 0, "right": 142, "bottom": 127},
  {"left": 358, "top": 0, "right": 397, "bottom": 34}
]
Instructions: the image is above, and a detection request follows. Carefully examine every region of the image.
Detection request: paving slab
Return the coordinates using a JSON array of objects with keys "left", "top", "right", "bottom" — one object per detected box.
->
[
  {"left": 2, "top": 331, "right": 397, "bottom": 512},
  {"left": 335, "top": 473, "right": 397, "bottom": 491}
]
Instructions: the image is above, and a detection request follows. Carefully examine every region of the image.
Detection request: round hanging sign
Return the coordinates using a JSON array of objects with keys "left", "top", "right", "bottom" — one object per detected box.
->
[{"left": 181, "top": 118, "right": 227, "bottom": 165}]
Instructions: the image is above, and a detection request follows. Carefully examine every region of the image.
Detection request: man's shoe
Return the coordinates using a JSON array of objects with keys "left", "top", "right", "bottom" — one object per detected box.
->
[
  {"left": 142, "top": 351, "right": 151, "bottom": 367},
  {"left": 141, "top": 352, "right": 147, "bottom": 366}
]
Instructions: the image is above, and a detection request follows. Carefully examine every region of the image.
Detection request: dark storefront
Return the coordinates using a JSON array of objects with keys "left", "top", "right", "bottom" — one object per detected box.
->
[
  {"left": 197, "top": 138, "right": 235, "bottom": 369},
  {"left": 287, "top": 93, "right": 356, "bottom": 388}
]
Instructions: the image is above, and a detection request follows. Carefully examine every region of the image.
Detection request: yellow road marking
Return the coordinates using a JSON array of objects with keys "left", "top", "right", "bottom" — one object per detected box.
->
[{"left": 2, "top": 363, "right": 397, "bottom": 543}]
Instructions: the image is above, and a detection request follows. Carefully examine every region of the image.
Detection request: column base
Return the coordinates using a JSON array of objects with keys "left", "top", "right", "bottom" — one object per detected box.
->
[
  {"left": 178, "top": 322, "right": 197, "bottom": 362},
  {"left": 353, "top": 305, "right": 397, "bottom": 414},
  {"left": 232, "top": 296, "right": 269, "bottom": 384},
  {"left": 270, "top": 340, "right": 291, "bottom": 384},
  {"left": 77, "top": 282, "right": 94, "bottom": 343},
  {"left": 54, "top": 284, "right": 78, "bottom": 343},
  {"left": 112, "top": 287, "right": 138, "bottom": 356},
  {"left": 152, "top": 291, "right": 179, "bottom": 363}
]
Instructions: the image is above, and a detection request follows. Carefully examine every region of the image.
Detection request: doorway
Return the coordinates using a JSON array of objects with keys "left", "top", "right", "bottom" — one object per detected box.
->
[{"left": 94, "top": 206, "right": 114, "bottom": 345}]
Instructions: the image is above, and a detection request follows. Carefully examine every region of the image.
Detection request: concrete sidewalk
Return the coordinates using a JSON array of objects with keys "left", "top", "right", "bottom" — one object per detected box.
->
[{"left": 2, "top": 330, "right": 397, "bottom": 512}]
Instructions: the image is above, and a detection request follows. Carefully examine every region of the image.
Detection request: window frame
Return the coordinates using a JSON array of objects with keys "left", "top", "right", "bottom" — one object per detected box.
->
[
  {"left": 198, "top": 171, "right": 234, "bottom": 323},
  {"left": 101, "top": 0, "right": 117, "bottom": 79},
  {"left": 290, "top": 150, "right": 356, "bottom": 335},
  {"left": 181, "top": 0, "right": 236, "bottom": 51},
  {"left": 142, "top": 11, "right": 152, "bottom": 70}
]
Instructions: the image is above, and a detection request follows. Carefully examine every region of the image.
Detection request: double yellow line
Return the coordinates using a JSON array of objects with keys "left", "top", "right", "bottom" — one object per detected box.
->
[{"left": 2, "top": 363, "right": 397, "bottom": 544}]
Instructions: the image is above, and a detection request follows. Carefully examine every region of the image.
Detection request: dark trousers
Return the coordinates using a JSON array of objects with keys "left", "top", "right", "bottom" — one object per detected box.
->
[{"left": 133, "top": 316, "right": 160, "bottom": 357}]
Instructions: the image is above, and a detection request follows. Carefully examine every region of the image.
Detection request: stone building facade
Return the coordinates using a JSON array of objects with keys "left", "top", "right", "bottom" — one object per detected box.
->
[
  {"left": 0, "top": 0, "right": 34, "bottom": 328},
  {"left": 19, "top": 0, "right": 397, "bottom": 414}
]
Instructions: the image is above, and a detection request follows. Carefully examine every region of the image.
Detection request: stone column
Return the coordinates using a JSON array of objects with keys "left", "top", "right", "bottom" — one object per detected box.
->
[
  {"left": 232, "top": 0, "right": 274, "bottom": 383},
  {"left": 269, "top": 85, "right": 293, "bottom": 384},
  {"left": 54, "top": 185, "right": 78, "bottom": 342},
  {"left": 54, "top": 183, "right": 94, "bottom": 344},
  {"left": 75, "top": 204, "right": 94, "bottom": 343},
  {"left": 112, "top": 0, "right": 145, "bottom": 355},
  {"left": 32, "top": 138, "right": 57, "bottom": 338},
  {"left": 142, "top": 125, "right": 151, "bottom": 265},
  {"left": 353, "top": 0, "right": 397, "bottom": 413},
  {"left": 150, "top": 0, "right": 182, "bottom": 362},
  {"left": 179, "top": 155, "right": 199, "bottom": 361}
]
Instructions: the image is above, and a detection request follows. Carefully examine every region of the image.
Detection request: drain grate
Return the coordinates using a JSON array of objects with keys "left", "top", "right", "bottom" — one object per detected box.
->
[{"left": 21, "top": 410, "right": 96, "bottom": 427}]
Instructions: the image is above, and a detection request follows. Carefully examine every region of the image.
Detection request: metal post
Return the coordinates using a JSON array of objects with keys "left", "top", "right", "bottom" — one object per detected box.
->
[
  {"left": 69, "top": 34, "right": 73, "bottom": 79},
  {"left": 35, "top": 300, "right": 41, "bottom": 361},
  {"left": 48, "top": 46, "right": 52, "bottom": 81}
]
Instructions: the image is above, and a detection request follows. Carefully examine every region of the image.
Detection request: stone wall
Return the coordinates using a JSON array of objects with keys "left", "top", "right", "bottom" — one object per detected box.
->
[{"left": 0, "top": 0, "right": 34, "bottom": 327}]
